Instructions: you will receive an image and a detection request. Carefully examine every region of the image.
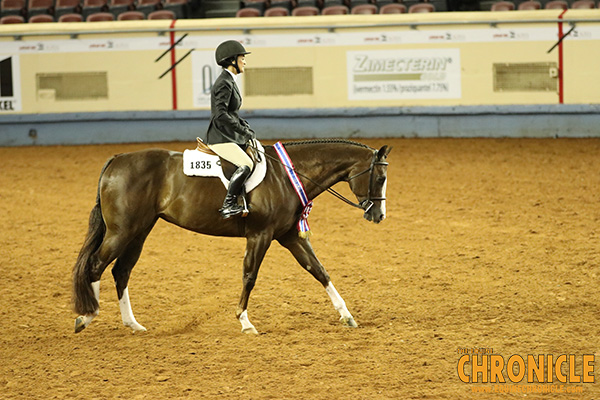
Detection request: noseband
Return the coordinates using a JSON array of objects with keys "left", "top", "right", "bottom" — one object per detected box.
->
[{"left": 345, "top": 151, "right": 389, "bottom": 213}]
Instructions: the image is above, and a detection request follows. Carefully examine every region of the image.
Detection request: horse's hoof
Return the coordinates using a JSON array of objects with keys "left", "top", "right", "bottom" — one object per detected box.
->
[
  {"left": 127, "top": 323, "right": 147, "bottom": 332},
  {"left": 74, "top": 316, "right": 87, "bottom": 333},
  {"left": 341, "top": 316, "right": 358, "bottom": 328},
  {"left": 242, "top": 326, "right": 259, "bottom": 335}
]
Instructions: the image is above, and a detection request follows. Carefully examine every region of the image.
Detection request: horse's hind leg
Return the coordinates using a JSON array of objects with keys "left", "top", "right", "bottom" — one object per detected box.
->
[
  {"left": 74, "top": 281, "right": 100, "bottom": 333},
  {"left": 74, "top": 231, "right": 130, "bottom": 333},
  {"left": 111, "top": 224, "right": 155, "bottom": 332},
  {"left": 277, "top": 231, "right": 357, "bottom": 328},
  {"left": 236, "top": 231, "right": 272, "bottom": 334}
]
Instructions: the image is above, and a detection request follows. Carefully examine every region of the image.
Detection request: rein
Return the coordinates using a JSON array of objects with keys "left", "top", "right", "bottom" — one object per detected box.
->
[{"left": 249, "top": 142, "right": 387, "bottom": 212}]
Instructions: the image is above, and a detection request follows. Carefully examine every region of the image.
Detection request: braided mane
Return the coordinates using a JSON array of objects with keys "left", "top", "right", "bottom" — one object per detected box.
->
[{"left": 281, "top": 138, "right": 373, "bottom": 150}]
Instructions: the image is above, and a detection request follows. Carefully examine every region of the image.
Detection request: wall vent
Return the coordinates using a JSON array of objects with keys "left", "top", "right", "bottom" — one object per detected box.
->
[
  {"left": 493, "top": 63, "right": 557, "bottom": 92},
  {"left": 37, "top": 72, "right": 108, "bottom": 100},
  {"left": 245, "top": 67, "right": 313, "bottom": 96}
]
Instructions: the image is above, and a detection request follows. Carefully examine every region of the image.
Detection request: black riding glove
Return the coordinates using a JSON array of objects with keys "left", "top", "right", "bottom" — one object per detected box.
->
[{"left": 244, "top": 128, "right": 256, "bottom": 140}]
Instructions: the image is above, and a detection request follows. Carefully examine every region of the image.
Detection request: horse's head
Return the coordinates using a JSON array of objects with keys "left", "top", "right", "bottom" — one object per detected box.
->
[{"left": 347, "top": 145, "right": 392, "bottom": 224}]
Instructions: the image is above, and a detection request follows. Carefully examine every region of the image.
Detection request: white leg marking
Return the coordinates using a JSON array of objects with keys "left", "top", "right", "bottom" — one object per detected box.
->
[
  {"left": 91, "top": 280, "right": 100, "bottom": 312},
  {"left": 87, "top": 281, "right": 100, "bottom": 321},
  {"left": 239, "top": 310, "right": 258, "bottom": 334},
  {"left": 119, "top": 287, "right": 147, "bottom": 332},
  {"left": 326, "top": 282, "right": 357, "bottom": 327},
  {"left": 75, "top": 281, "right": 100, "bottom": 332},
  {"left": 326, "top": 283, "right": 351, "bottom": 318},
  {"left": 87, "top": 280, "right": 100, "bottom": 320}
]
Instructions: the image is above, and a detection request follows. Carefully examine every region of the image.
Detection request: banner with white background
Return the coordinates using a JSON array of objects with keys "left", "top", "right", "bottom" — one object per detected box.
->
[{"left": 347, "top": 49, "right": 461, "bottom": 101}]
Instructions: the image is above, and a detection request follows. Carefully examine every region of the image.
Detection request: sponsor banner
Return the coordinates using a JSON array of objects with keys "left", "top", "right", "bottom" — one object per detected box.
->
[
  {"left": 347, "top": 49, "right": 461, "bottom": 101},
  {"left": 191, "top": 50, "right": 245, "bottom": 109},
  {"left": 2, "top": 26, "right": 600, "bottom": 55},
  {"left": 0, "top": 36, "right": 246, "bottom": 55},
  {"left": 0, "top": 55, "right": 21, "bottom": 112}
]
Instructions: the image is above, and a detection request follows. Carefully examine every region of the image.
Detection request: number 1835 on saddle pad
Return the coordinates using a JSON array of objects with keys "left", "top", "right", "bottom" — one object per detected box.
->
[{"left": 182, "top": 140, "right": 267, "bottom": 193}]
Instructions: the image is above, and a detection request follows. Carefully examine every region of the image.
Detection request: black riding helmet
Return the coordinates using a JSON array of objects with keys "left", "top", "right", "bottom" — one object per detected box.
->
[{"left": 215, "top": 40, "right": 251, "bottom": 73}]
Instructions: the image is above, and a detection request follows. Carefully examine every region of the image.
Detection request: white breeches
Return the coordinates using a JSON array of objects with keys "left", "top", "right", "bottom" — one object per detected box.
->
[{"left": 208, "top": 143, "right": 253, "bottom": 169}]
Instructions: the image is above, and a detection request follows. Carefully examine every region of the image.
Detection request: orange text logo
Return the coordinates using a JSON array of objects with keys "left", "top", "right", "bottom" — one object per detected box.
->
[{"left": 457, "top": 354, "right": 595, "bottom": 384}]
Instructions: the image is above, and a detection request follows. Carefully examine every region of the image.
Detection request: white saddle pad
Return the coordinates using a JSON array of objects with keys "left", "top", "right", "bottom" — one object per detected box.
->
[{"left": 183, "top": 141, "right": 267, "bottom": 193}]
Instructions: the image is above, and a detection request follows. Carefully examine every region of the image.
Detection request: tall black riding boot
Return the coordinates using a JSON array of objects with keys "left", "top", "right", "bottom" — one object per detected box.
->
[{"left": 219, "top": 166, "right": 251, "bottom": 219}]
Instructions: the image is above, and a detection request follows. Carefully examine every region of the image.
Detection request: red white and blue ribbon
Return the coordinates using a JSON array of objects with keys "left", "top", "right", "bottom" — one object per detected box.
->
[{"left": 273, "top": 141, "right": 313, "bottom": 237}]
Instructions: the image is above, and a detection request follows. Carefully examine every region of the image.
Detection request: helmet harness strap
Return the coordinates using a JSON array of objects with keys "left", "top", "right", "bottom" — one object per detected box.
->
[{"left": 231, "top": 56, "right": 241, "bottom": 74}]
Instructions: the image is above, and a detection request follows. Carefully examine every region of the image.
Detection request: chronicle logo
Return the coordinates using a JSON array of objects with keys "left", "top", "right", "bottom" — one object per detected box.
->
[
  {"left": 0, "top": 56, "right": 20, "bottom": 111},
  {"left": 457, "top": 352, "right": 595, "bottom": 384}
]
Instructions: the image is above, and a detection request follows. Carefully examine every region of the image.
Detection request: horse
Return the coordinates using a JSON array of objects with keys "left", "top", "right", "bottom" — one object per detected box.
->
[{"left": 72, "top": 139, "right": 391, "bottom": 334}]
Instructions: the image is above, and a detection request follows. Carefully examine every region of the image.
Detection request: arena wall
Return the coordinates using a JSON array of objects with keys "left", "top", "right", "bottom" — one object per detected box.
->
[{"left": 0, "top": 10, "right": 599, "bottom": 145}]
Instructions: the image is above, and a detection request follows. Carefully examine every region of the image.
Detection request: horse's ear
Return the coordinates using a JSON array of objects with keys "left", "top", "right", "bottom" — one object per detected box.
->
[{"left": 378, "top": 145, "right": 392, "bottom": 159}]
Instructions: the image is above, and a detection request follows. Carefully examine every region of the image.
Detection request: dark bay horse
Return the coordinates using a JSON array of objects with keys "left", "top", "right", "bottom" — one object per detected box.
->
[{"left": 72, "top": 139, "right": 391, "bottom": 334}]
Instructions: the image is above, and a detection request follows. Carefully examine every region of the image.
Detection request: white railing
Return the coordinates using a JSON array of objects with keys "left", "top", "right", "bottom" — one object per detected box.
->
[{"left": 1, "top": 16, "right": 599, "bottom": 39}]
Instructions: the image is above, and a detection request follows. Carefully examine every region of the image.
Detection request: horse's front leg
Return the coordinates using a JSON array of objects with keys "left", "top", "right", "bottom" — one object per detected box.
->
[
  {"left": 236, "top": 232, "right": 272, "bottom": 334},
  {"left": 277, "top": 231, "right": 357, "bottom": 328}
]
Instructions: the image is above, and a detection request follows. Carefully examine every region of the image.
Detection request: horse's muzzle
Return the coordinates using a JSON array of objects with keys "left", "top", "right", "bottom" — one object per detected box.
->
[
  {"left": 361, "top": 200, "right": 385, "bottom": 223},
  {"left": 364, "top": 209, "right": 386, "bottom": 224}
]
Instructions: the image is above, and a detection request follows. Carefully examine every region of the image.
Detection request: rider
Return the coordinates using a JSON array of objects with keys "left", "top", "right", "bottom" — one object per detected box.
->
[{"left": 206, "top": 40, "right": 255, "bottom": 219}]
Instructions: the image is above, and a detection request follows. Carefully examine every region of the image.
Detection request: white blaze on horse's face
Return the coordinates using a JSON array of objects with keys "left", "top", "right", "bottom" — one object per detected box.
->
[
  {"left": 359, "top": 146, "right": 390, "bottom": 224},
  {"left": 380, "top": 177, "right": 387, "bottom": 221},
  {"left": 365, "top": 172, "right": 388, "bottom": 224},
  {"left": 374, "top": 153, "right": 389, "bottom": 223}
]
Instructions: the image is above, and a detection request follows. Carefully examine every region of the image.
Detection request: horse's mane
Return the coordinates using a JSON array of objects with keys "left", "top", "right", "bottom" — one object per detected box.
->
[{"left": 280, "top": 138, "right": 373, "bottom": 150}]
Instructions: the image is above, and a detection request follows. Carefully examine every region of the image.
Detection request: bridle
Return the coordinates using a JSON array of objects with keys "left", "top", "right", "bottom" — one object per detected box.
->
[
  {"left": 340, "top": 150, "right": 388, "bottom": 213},
  {"left": 249, "top": 143, "right": 388, "bottom": 213}
]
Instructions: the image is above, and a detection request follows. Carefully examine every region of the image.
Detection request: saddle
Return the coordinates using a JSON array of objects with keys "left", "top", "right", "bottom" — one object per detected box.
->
[
  {"left": 183, "top": 138, "right": 267, "bottom": 193},
  {"left": 194, "top": 138, "right": 215, "bottom": 155},
  {"left": 195, "top": 137, "right": 261, "bottom": 163}
]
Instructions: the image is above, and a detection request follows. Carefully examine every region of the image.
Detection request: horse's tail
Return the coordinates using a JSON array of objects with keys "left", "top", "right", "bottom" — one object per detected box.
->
[{"left": 72, "top": 157, "right": 114, "bottom": 315}]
